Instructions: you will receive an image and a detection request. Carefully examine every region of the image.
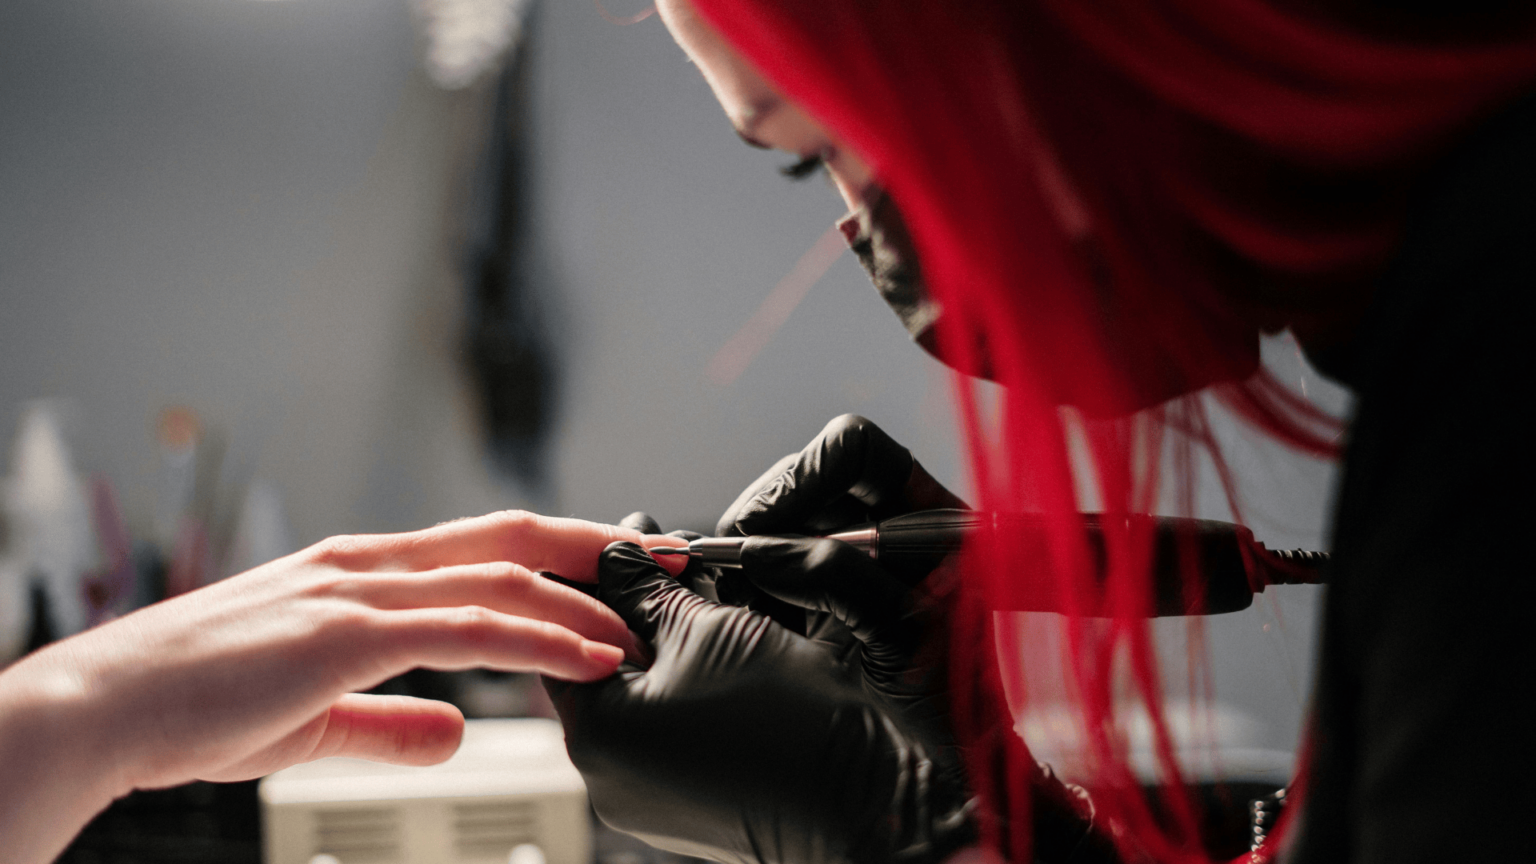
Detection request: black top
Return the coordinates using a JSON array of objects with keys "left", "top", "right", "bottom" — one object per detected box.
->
[{"left": 1288, "top": 90, "right": 1536, "bottom": 863}]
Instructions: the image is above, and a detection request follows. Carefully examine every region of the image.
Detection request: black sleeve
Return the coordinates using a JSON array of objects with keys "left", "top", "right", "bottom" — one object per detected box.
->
[{"left": 1289, "top": 91, "right": 1536, "bottom": 863}]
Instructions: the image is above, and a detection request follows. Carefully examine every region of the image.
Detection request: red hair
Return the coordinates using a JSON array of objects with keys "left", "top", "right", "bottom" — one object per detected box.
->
[{"left": 689, "top": 0, "right": 1536, "bottom": 861}]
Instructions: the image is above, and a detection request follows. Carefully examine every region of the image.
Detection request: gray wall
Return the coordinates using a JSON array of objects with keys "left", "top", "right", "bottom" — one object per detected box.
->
[
  {"left": 519, "top": 1, "right": 963, "bottom": 529},
  {"left": 0, "top": 0, "right": 481, "bottom": 540},
  {"left": 0, "top": 0, "right": 1346, "bottom": 756}
]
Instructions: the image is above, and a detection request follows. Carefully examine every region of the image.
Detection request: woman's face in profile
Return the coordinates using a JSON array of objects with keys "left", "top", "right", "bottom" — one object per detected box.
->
[
  {"left": 654, "top": 0, "right": 1264, "bottom": 411},
  {"left": 655, "top": 0, "right": 874, "bottom": 211}
]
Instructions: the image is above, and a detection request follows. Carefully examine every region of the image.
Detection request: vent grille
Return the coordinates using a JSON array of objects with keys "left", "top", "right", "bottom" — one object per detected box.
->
[
  {"left": 313, "top": 807, "right": 402, "bottom": 862},
  {"left": 453, "top": 799, "right": 539, "bottom": 859}
]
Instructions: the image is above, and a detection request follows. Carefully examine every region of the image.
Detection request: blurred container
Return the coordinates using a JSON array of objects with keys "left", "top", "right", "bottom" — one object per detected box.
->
[{"left": 260, "top": 719, "right": 590, "bottom": 864}]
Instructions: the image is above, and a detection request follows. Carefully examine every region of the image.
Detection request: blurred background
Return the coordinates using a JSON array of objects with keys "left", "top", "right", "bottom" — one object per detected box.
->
[{"left": 0, "top": 0, "right": 1347, "bottom": 861}]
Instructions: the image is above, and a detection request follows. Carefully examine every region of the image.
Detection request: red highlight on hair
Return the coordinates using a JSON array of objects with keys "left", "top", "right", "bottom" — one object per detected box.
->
[{"left": 688, "top": 0, "right": 1536, "bottom": 860}]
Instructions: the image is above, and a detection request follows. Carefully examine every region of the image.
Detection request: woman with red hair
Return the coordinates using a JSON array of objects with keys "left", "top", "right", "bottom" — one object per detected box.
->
[{"left": 545, "top": 2, "right": 1536, "bottom": 863}]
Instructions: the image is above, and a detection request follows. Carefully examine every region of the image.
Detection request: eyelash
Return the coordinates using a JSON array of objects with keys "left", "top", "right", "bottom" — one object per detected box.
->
[{"left": 779, "top": 153, "right": 827, "bottom": 181}]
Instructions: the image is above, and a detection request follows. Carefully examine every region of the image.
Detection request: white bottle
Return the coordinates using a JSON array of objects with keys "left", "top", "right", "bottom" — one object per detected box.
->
[{"left": 5, "top": 402, "right": 95, "bottom": 642}]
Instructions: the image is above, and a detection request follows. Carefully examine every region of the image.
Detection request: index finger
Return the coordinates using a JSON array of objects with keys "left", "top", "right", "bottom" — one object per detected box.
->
[{"left": 335, "top": 511, "right": 688, "bottom": 582}]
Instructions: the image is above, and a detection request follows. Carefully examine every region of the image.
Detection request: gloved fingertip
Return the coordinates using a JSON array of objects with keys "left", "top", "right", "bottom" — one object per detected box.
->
[
  {"left": 618, "top": 511, "right": 663, "bottom": 535},
  {"left": 602, "top": 539, "right": 646, "bottom": 554},
  {"left": 598, "top": 541, "right": 701, "bottom": 641},
  {"left": 599, "top": 540, "right": 663, "bottom": 581}
]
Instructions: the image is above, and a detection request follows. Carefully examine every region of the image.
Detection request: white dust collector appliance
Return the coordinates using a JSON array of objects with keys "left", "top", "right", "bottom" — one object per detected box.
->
[{"left": 260, "top": 718, "right": 590, "bottom": 864}]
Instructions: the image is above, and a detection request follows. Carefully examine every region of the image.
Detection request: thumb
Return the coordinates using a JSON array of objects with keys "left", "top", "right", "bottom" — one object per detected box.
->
[
  {"left": 314, "top": 694, "right": 466, "bottom": 765},
  {"left": 598, "top": 541, "right": 715, "bottom": 646},
  {"left": 199, "top": 694, "right": 465, "bottom": 782}
]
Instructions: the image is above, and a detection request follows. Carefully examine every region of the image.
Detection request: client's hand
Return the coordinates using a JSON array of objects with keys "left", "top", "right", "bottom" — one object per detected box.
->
[
  {"left": 0, "top": 510, "right": 685, "bottom": 864},
  {"left": 544, "top": 542, "right": 977, "bottom": 864}
]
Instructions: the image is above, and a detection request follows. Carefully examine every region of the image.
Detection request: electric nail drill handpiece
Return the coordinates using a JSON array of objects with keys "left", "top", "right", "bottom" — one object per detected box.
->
[{"left": 649, "top": 508, "right": 1328, "bottom": 615}]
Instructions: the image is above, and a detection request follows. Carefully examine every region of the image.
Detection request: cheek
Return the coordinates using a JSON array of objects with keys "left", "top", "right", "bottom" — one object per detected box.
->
[{"left": 828, "top": 156, "right": 875, "bottom": 211}]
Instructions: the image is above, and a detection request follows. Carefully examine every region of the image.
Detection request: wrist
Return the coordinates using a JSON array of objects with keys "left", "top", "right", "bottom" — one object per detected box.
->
[{"left": 0, "top": 643, "right": 131, "bottom": 862}]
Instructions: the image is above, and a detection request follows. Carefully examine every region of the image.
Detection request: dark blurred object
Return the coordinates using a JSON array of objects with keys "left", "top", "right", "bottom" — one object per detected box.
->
[
  {"left": 81, "top": 476, "right": 136, "bottom": 626},
  {"left": 22, "top": 576, "right": 55, "bottom": 655},
  {"left": 461, "top": 2, "right": 558, "bottom": 490},
  {"left": 55, "top": 780, "right": 261, "bottom": 864},
  {"left": 1143, "top": 780, "right": 1284, "bottom": 860},
  {"left": 592, "top": 806, "right": 711, "bottom": 864},
  {"left": 368, "top": 667, "right": 557, "bottom": 720}
]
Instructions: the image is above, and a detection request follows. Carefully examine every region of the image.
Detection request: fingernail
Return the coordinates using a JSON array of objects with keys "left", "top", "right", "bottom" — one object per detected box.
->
[{"left": 582, "top": 640, "right": 625, "bottom": 667}]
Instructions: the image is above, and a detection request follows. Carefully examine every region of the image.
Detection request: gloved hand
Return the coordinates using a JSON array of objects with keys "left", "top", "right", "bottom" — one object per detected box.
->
[
  {"left": 616, "top": 506, "right": 948, "bottom": 762},
  {"left": 713, "top": 418, "right": 1121, "bottom": 863},
  {"left": 710, "top": 414, "right": 965, "bottom": 651},
  {"left": 735, "top": 534, "right": 951, "bottom": 748},
  {"left": 544, "top": 542, "right": 977, "bottom": 864},
  {"left": 711, "top": 415, "right": 965, "bottom": 731},
  {"left": 616, "top": 510, "right": 721, "bottom": 604}
]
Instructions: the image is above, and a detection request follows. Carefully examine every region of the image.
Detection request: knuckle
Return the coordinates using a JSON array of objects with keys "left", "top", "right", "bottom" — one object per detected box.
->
[
  {"left": 434, "top": 605, "right": 505, "bottom": 650},
  {"left": 481, "top": 560, "right": 523, "bottom": 580},
  {"left": 826, "top": 413, "right": 877, "bottom": 450},
  {"left": 450, "top": 604, "right": 500, "bottom": 632},
  {"left": 488, "top": 509, "right": 539, "bottom": 535},
  {"left": 284, "top": 604, "right": 379, "bottom": 690},
  {"left": 307, "top": 534, "right": 377, "bottom": 567},
  {"left": 825, "top": 415, "right": 872, "bottom": 462},
  {"left": 828, "top": 413, "right": 870, "bottom": 436},
  {"left": 311, "top": 602, "right": 381, "bottom": 648},
  {"left": 486, "top": 509, "right": 541, "bottom": 553},
  {"left": 446, "top": 605, "right": 569, "bottom": 647},
  {"left": 488, "top": 562, "right": 534, "bottom": 595},
  {"left": 299, "top": 566, "right": 364, "bottom": 600}
]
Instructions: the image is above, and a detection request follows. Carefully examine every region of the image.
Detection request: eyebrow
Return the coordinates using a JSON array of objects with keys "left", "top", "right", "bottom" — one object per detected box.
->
[{"left": 732, "top": 95, "right": 782, "bottom": 150}]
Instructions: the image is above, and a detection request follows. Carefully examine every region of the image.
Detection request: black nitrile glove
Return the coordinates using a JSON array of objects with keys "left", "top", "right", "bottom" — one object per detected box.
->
[
  {"left": 713, "top": 414, "right": 967, "bottom": 634},
  {"left": 715, "top": 419, "right": 1121, "bottom": 863},
  {"left": 718, "top": 414, "right": 968, "bottom": 541},
  {"left": 732, "top": 539, "right": 1119, "bottom": 864},
  {"left": 617, "top": 510, "right": 721, "bottom": 603},
  {"left": 544, "top": 542, "right": 977, "bottom": 864},
  {"left": 710, "top": 416, "right": 964, "bottom": 728},
  {"left": 738, "top": 534, "right": 950, "bottom": 745}
]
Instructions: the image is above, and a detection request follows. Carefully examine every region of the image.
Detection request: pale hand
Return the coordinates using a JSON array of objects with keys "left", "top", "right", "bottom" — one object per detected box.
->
[{"left": 0, "top": 510, "right": 684, "bottom": 864}]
